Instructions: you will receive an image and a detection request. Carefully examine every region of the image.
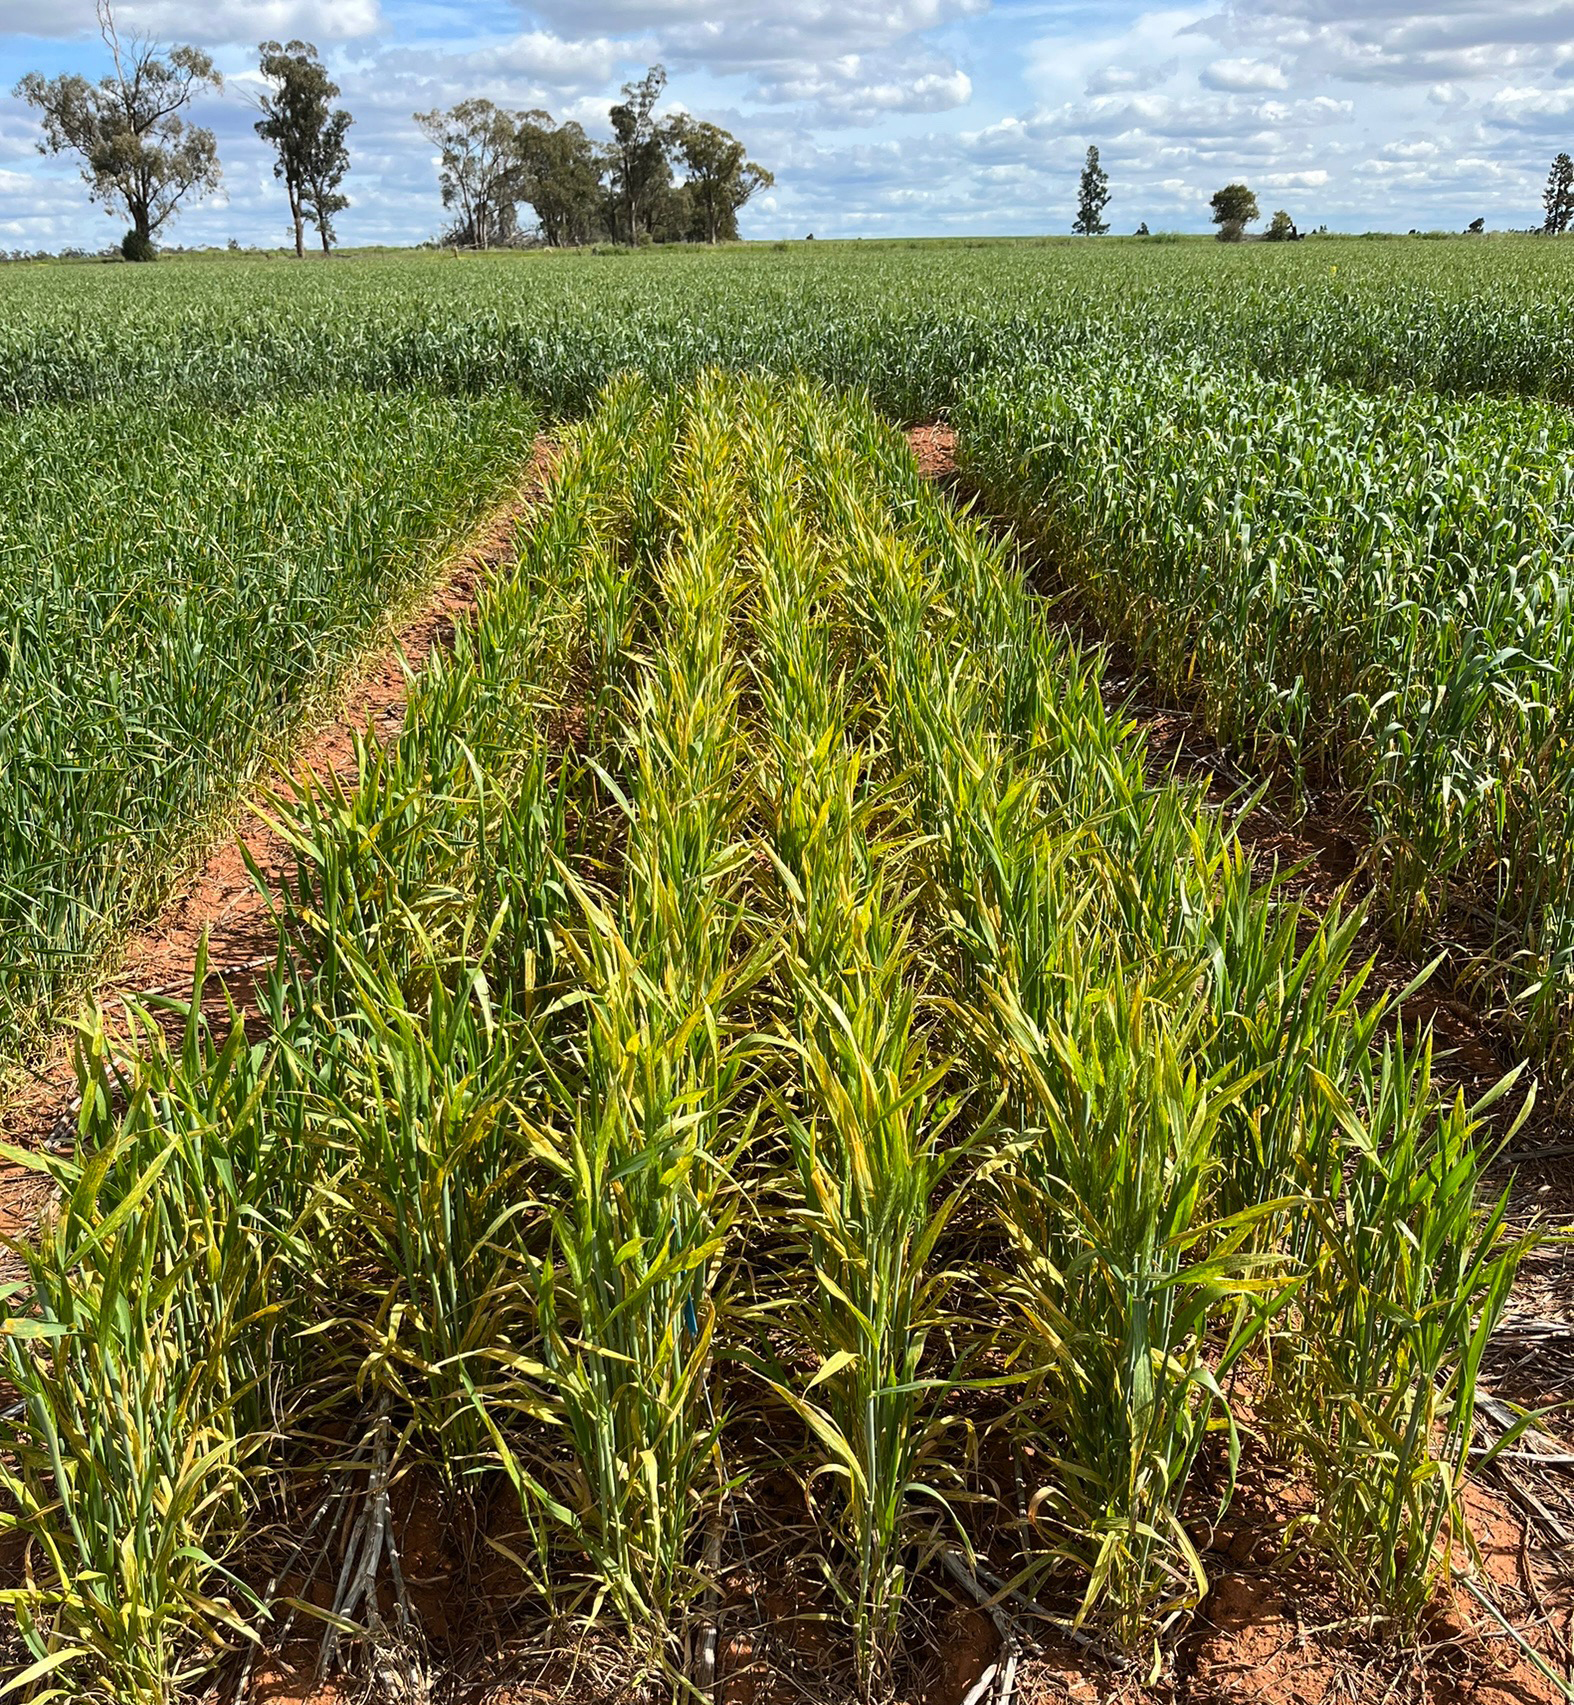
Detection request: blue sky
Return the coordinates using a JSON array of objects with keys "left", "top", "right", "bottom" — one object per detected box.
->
[{"left": 1, "top": 0, "right": 1571, "bottom": 249}]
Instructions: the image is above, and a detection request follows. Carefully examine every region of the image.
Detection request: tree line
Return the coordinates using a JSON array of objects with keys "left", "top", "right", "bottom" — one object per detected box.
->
[
  {"left": 13, "top": 3, "right": 770, "bottom": 260},
  {"left": 1074, "top": 149, "right": 1300, "bottom": 241},
  {"left": 1076, "top": 141, "right": 1574, "bottom": 241},
  {"left": 414, "top": 66, "right": 773, "bottom": 250},
  {"left": 14, "top": 4, "right": 350, "bottom": 260}
]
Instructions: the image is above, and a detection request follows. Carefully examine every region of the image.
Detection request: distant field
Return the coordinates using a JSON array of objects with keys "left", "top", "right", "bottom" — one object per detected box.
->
[
  {"left": 2, "top": 235, "right": 1573, "bottom": 412},
  {"left": 0, "top": 393, "right": 537, "bottom": 1050}
]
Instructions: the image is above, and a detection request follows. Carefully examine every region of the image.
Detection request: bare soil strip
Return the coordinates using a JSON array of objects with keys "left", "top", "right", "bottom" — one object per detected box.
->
[
  {"left": 0, "top": 438, "right": 559, "bottom": 1218},
  {"left": 909, "top": 421, "right": 1574, "bottom": 1705}
]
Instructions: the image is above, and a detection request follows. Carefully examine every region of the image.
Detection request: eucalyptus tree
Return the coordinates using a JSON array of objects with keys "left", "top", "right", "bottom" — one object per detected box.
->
[
  {"left": 14, "top": 0, "right": 221, "bottom": 257},
  {"left": 605, "top": 65, "right": 673, "bottom": 245},
  {"left": 1073, "top": 144, "right": 1110, "bottom": 235},
  {"left": 255, "top": 40, "right": 351, "bottom": 257},
  {"left": 415, "top": 98, "right": 521, "bottom": 250},
  {"left": 1210, "top": 182, "right": 1259, "bottom": 241},
  {"left": 1544, "top": 152, "right": 1574, "bottom": 236},
  {"left": 672, "top": 117, "right": 773, "bottom": 243},
  {"left": 516, "top": 111, "right": 603, "bottom": 246}
]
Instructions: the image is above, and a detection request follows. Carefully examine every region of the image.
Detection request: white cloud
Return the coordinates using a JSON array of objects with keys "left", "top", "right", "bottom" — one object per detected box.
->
[
  {"left": 1200, "top": 57, "right": 1289, "bottom": 91},
  {"left": 1025, "top": 7, "right": 1210, "bottom": 101},
  {"left": 1198, "top": 0, "right": 1574, "bottom": 87},
  {"left": 0, "top": 0, "right": 380, "bottom": 41},
  {"left": 1484, "top": 84, "right": 1574, "bottom": 121},
  {"left": 488, "top": 31, "right": 627, "bottom": 82},
  {"left": 517, "top": 0, "right": 986, "bottom": 92},
  {"left": 1086, "top": 59, "right": 1179, "bottom": 95},
  {"left": 754, "top": 50, "right": 972, "bottom": 118}
]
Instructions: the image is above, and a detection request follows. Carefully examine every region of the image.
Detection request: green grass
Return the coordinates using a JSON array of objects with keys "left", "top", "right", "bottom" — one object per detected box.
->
[
  {"left": 957, "top": 349, "right": 1574, "bottom": 1074},
  {"left": 2, "top": 236, "right": 1574, "bottom": 415},
  {"left": 0, "top": 390, "right": 538, "bottom": 1056}
]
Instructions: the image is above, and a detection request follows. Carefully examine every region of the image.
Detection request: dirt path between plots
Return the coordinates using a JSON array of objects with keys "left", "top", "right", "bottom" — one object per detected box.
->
[
  {"left": 909, "top": 421, "right": 1574, "bottom": 1705},
  {"left": 0, "top": 437, "right": 559, "bottom": 1238}
]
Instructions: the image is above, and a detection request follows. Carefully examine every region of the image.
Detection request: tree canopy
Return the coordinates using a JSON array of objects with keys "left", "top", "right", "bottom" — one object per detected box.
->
[
  {"left": 605, "top": 65, "right": 673, "bottom": 246},
  {"left": 13, "top": 0, "right": 221, "bottom": 251},
  {"left": 1544, "top": 153, "right": 1574, "bottom": 236},
  {"left": 414, "top": 99, "right": 521, "bottom": 251},
  {"left": 255, "top": 41, "right": 351, "bottom": 257},
  {"left": 1073, "top": 145, "right": 1111, "bottom": 236},
  {"left": 672, "top": 118, "right": 773, "bottom": 244},
  {"left": 516, "top": 112, "right": 603, "bottom": 248},
  {"left": 1210, "top": 183, "right": 1259, "bottom": 241}
]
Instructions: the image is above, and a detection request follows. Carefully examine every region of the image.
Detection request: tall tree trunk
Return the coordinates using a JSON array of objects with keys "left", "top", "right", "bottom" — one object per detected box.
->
[
  {"left": 292, "top": 200, "right": 305, "bottom": 260},
  {"left": 131, "top": 163, "right": 153, "bottom": 243}
]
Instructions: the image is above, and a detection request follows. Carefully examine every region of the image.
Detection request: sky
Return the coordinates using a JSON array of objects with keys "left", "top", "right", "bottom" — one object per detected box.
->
[{"left": 0, "top": 0, "right": 1571, "bottom": 249}]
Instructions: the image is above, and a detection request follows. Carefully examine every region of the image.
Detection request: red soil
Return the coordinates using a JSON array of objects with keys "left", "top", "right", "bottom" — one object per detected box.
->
[{"left": 908, "top": 423, "right": 959, "bottom": 482}]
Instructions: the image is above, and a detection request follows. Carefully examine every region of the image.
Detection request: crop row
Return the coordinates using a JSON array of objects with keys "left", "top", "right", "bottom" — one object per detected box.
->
[
  {"left": 958, "top": 351, "right": 1574, "bottom": 1070},
  {"left": 2, "top": 237, "right": 1573, "bottom": 416},
  {"left": 0, "top": 373, "right": 1524, "bottom": 1701},
  {"left": 0, "top": 391, "right": 538, "bottom": 1056}
]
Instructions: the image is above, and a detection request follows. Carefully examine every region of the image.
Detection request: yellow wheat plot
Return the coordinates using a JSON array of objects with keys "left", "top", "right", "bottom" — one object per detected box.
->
[{"left": 0, "top": 370, "right": 1531, "bottom": 1703}]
